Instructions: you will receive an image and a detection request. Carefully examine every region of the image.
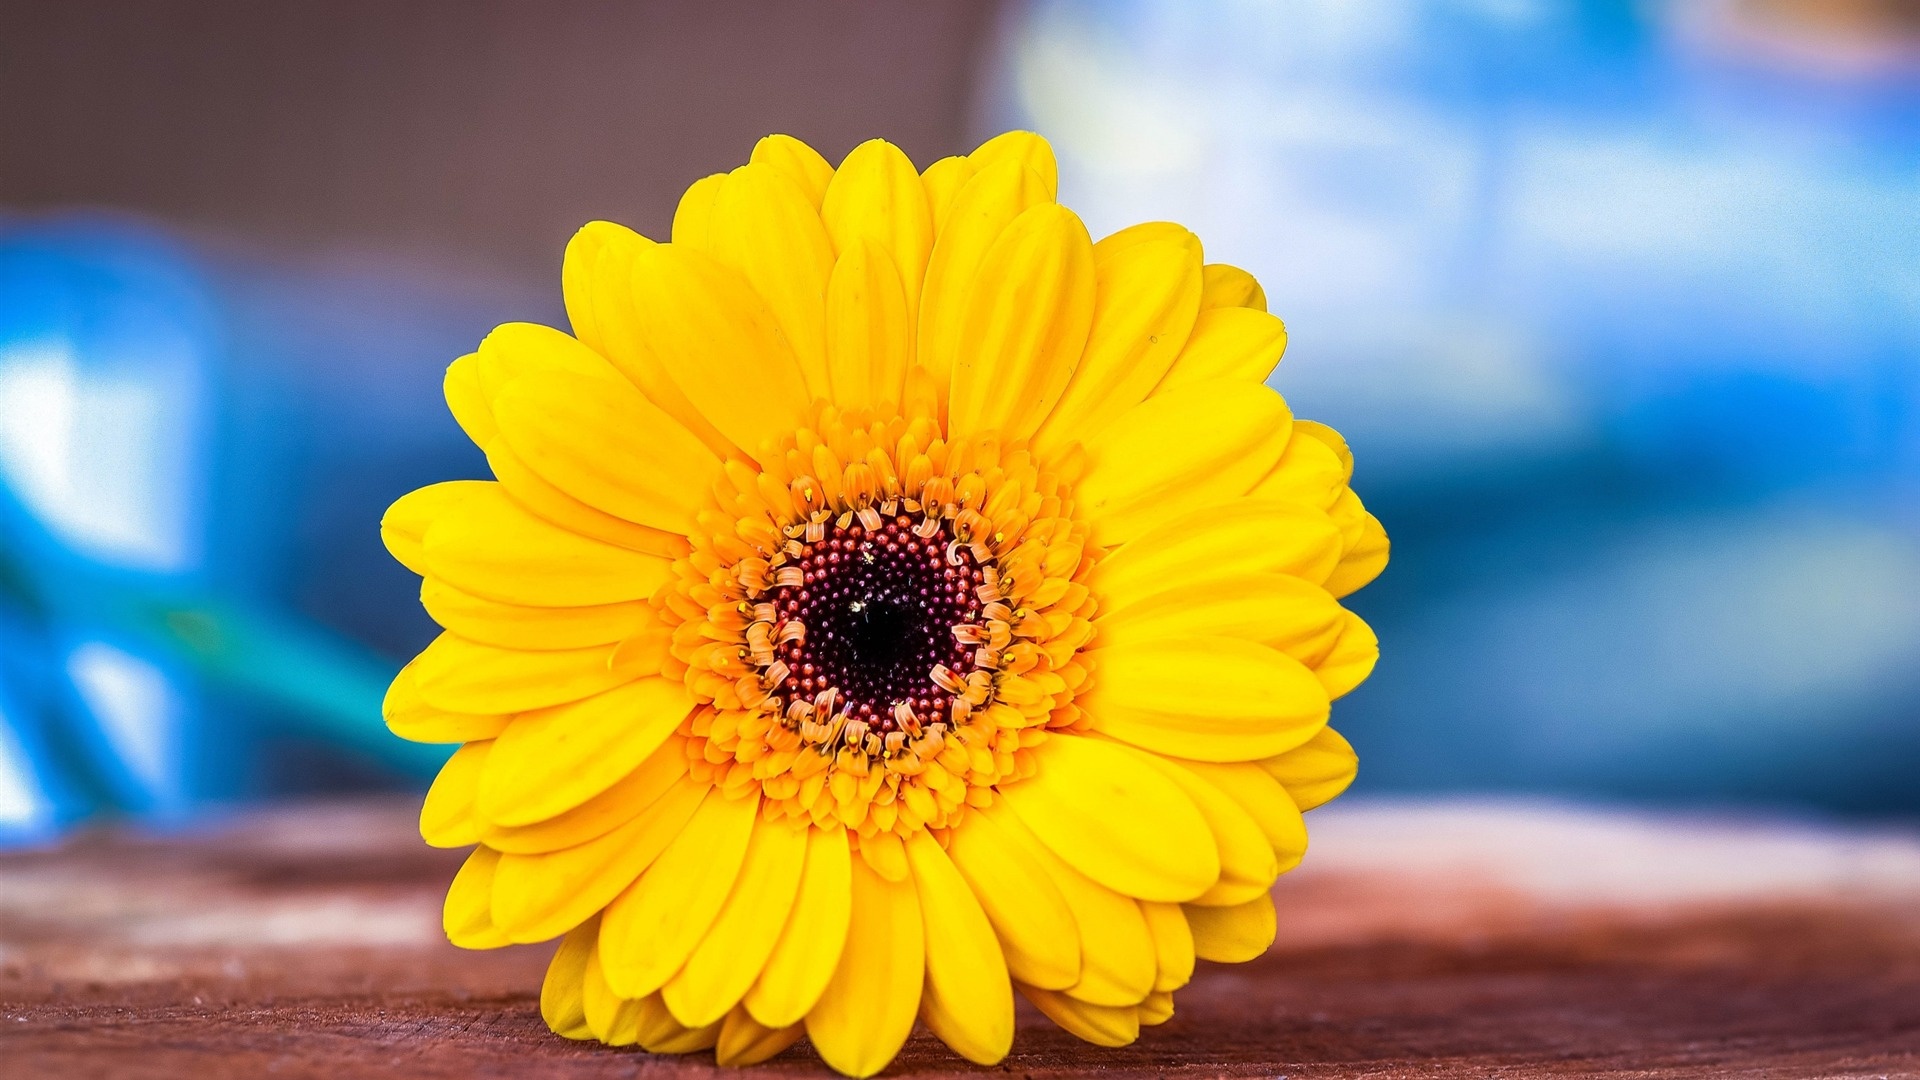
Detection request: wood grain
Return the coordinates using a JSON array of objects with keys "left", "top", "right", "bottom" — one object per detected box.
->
[{"left": 3, "top": 799, "right": 1917, "bottom": 1078}]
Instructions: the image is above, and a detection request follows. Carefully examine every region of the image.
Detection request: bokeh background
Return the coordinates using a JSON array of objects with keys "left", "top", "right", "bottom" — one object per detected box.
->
[{"left": 2, "top": 0, "right": 1917, "bottom": 845}]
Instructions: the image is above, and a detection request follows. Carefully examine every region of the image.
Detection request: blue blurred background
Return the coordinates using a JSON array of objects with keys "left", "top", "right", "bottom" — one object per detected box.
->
[{"left": 2, "top": 0, "right": 1916, "bottom": 844}]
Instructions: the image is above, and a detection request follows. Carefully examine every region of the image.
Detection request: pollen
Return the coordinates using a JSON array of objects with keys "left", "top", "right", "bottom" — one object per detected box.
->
[
  {"left": 769, "top": 514, "right": 985, "bottom": 739},
  {"left": 659, "top": 404, "right": 1097, "bottom": 841}
]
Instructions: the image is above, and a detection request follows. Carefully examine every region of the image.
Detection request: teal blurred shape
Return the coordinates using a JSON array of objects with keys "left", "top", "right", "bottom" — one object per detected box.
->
[{"left": 0, "top": 215, "right": 518, "bottom": 835}]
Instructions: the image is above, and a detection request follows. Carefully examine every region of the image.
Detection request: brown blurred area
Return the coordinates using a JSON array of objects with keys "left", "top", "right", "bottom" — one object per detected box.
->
[
  {"left": 1742, "top": 0, "right": 1920, "bottom": 39},
  {"left": 1700, "top": 0, "right": 1920, "bottom": 73},
  {"left": 0, "top": 0, "right": 1000, "bottom": 284}
]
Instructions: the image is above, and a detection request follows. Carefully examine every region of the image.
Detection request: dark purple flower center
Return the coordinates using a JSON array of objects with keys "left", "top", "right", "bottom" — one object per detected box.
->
[{"left": 769, "top": 515, "right": 984, "bottom": 735}]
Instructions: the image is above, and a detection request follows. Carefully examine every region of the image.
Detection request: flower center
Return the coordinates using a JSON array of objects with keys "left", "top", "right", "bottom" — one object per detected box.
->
[
  {"left": 770, "top": 516, "right": 985, "bottom": 738},
  {"left": 665, "top": 409, "right": 1096, "bottom": 837}
]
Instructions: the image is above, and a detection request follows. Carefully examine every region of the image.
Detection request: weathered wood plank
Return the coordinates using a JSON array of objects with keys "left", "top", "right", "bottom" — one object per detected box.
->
[{"left": 3, "top": 799, "right": 1916, "bottom": 1077}]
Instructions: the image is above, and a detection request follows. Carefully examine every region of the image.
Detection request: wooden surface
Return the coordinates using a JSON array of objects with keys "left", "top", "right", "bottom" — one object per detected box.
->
[{"left": 2, "top": 799, "right": 1917, "bottom": 1078}]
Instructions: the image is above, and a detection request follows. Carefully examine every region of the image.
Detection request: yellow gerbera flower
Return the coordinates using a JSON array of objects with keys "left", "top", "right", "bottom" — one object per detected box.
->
[{"left": 380, "top": 131, "right": 1385, "bottom": 1075}]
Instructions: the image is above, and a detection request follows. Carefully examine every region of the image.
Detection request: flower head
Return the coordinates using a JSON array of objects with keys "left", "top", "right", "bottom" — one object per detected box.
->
[{"left": 382, "top": 131, "right": 1385, "bottom": 1075}]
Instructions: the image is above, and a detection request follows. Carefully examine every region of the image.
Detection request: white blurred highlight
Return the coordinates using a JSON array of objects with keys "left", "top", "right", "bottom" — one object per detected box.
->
[{"left": 0, "top": 338, "right": 196, "bottom": 573}]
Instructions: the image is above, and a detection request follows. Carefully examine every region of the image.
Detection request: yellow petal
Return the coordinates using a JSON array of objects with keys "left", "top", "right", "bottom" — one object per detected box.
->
[
  {"left": 1093, "top": 573, "right": 1345, "bottom": 659},
  {"left": 1131, "top": 753, "right": 1277, "bottom": 907},
  {"left": 420, "top": 740, "right": 489, "bottom": 848},
  {"left": 444, "top": 353, "right": 495, "bottom": 449},
  {"left": 908, "top": 831, "right": 1014, "bottom": 1065},
  {"left": 607, "top": 623, "right": 673, "bottom": 683},
  {"left": 751, "top": 133, "right": 834, "bottom": 208},
  {"left": 1081, "top": 637, "right": 1329, "bottom": 762},
  {"left": 638, "top": 1007, "right": 723, "bottom": 1054},
  {"left": 562, "top": 222, "right": 631, "bottom": 359},
  {"left": 444, "top": 845, "right": 510, "bottom": 949},
  {"left": 491, "top": 774, "right": 706, "bottom": 944},
  {"left": 1092, "top": 220, "right": 1203, "bottom": 262},
  {"left": 492, "top": 365, "right": 724, "bottom": 535},
  {"left": 857, "top": 829, "right": 909, "bottom": 883},
  {"left": 1325, "top": 512, "right": 1389, "bottom": 598},
  {"left": 745, "top": 825, "right": 853, "bottom": 1028},
  {"left": 902, "top": 356, "right": 943, "bottom": 418},
  {"left": 984, "top": 803, "right": 1154, "bottom": 1006},
  {"left": 540, "top": 917, "right": 599, "bottom": 1039},
  {"left": 672, "top": 173, "right": 725, "bottom": 249},
  {"left": 623, "top": 991, "right": 687, "bottom": 1047},
  {"left": 481, "top": 735, "right": 689, "bottom": 854},
  {"left": 612, "top": 989, "right": 715, "bottom": 1052},
  {"left": 1000, "top": 736, "right": 1217, "bottom": 903},
  {"left": 944, "top": 806, "right": 1080, "bottom": 990},
  {"left": 969, "top": 130, "right": 1059, "bottom": 199},
  {"left": 1184, "top": 893, "right": 1276, "bottom": 963},
  {"left": 421, "top": 482, "right": 673, "bottom": 607},
  {"left": 947, "top": 202, "right": 1096, "bottom": 444},
  {"left": 1138, "top": 989, "right": 1175, "bottom": 1026},
  {"left": 574, "top": 222, "right": 738, "bottom": 457},
  {"left": 1292, "top": 419, "right": 1354, "bottom": 479},
  {"left": 421, "top": 577, "right": 654, "bottom": 652},
  {"left": 1076, "top": 382, "right": 1293, "bottom": 545},
  {"left": 1199, "top": 262, "right": 1267, "bottom": 311},
  {"left": 823, "top": 239, "right": 912, "bottom": 414},
  {"left": 629, "top": 244, "right": 812, "bottom": 460},
  {"left": 410, "top": 632, "right": 632, "bottom": 715},
  {"left": 381, "top": 480, "right": 489, "bottom": 577},
  {"left": 478, "top": 677, "right": 692, "bottom": 827},
  {"left": 383, "top": 659, "right": 509, "bottom": 743},
  {"left": 1316, "top": 611, "right": 1379, "bottom": 700},
  {"left": 1019, "top": 985, "right": 1139, "bottom": 1048},
  {"left": 805, "top": 856, "right": 923, "bottom": 1079},
  {"left": 716, "top": 1004, "right": 806, "bottom": 1066},
  {"left": 920, "top": 155, "right": 975, "bottom": 234},
  {"left": 600, "top": 790, "right": 760, "bottom": 999},
  {"left": 916, "top": 159, "right": 1052, "bottom": 408},
  {"left": 710, "top": 162, "right": 836, "bottom": 397},
  {"left": 1139, "top": 901, "right": 1195, "bottom": 992},
  {"left": 1251, "top": 425, "right": 1347, "bottom": 510},
  {"left": 1154, "top": 307, "right": 1288, "bottom": 394},
  {"left": 1092, "top": 496, "right": 1344, "bottom": 601},
  {"left": 1259, "top": 726, "right": 1358, "bottom": 811},
  {"left": 1328, "top": 487, "right": 1370, "bottom": 554},
  {"left": 1176, "top": 759, "right": 1309, "bottom": 872},
  {"left": 823, "top": 140, "right": 934, "bottom": 310},
  {"left": 472, "top": 322, "right": 613, "bottom": 402},
  {"left": 581, "top": 944, "right": 646, "bottom": 1045},
  {"left": 484, "top": 439, "right": 689, "bottom": 559},
  {"left": 663, "top": 813, "right": 809, "bottom": 1027},
  {"left": 1030, "top": 235, "right": 1202, "bottom": 460}
]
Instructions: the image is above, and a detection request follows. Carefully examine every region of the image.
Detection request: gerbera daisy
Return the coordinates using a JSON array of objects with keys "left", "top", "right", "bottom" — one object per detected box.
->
[{"left": 381, "top": 131, "right": 1385, "bottom": 1075}]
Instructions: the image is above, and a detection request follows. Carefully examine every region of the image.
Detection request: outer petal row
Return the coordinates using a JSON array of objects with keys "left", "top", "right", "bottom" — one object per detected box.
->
[{"left": 394, "top": 129, "right": 1383, "bottom": 1074}]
